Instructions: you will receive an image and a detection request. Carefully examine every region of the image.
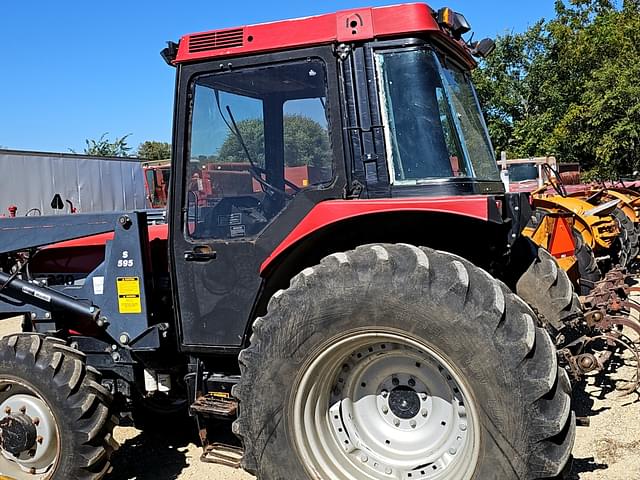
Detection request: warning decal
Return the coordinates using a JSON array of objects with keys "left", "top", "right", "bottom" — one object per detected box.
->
[{"left": 117, "top": 277, "right": 142, "bottom": 314}]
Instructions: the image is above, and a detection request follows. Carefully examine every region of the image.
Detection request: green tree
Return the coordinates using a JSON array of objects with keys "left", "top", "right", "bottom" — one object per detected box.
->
[
  {"left": 137, "top": 141, "right": 171, "bottom": 160},
  {"left": 471, "top": 22, "right": 556, "bottom": 158},
  {"left": 75, "top": 133, "right": 132, "bottom": 157},
  {"left": 473, "top": 0, "right": 640, "bottom": 178},
  {"left": 217, "top": 114, "right": 330, "bottom": 168}
]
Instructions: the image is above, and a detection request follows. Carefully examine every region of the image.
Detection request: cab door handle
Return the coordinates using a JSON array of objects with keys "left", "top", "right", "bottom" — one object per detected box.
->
[{"left": 184, "top": 245, "right": 217, "bottom": 262}]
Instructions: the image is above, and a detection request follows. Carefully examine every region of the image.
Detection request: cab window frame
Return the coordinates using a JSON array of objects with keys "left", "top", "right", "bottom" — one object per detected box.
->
[{"left": 176, "top": 46, "right": 345, "bottom": 244}]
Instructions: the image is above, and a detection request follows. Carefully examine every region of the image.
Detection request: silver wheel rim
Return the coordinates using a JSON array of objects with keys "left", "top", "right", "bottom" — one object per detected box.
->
[
  {"left": 292, "top": 330, "right": 480, "bottom": 480},
  {"left": 0, "top": 379, "right": 60, "bottom": 479}
]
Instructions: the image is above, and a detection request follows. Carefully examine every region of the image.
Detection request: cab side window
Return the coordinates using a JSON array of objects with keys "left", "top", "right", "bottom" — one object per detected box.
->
[{"left": 187, "top": 59, "right": 332, "bottom": 240}]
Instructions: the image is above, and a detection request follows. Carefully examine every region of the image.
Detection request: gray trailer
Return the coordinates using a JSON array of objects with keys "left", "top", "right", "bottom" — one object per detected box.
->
[{"left": 0, "top": 149, "right": 148, "bottom": 216}]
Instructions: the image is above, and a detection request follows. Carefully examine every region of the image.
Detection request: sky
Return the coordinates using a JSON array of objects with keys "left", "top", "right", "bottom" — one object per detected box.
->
[{"left": 0, "top": 1, "right": 556, "bottom": 154}]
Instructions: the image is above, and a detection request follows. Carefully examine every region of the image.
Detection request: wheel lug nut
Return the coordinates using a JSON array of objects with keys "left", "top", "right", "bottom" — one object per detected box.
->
[
  {"left": 32, "top": 417, "right": 40, "bottom": 426},
  {"left": 19, "top": 406, "right": 26, "bottom": 414},
  {"left": 4, "top": 406, "right": 11, "bottom": 414},
  {"left": 382, "top": 406, "right": 389, "bottom": 414},
  {"left": 422, "top": 409, "right": 428, "bottom": 417},
  {"left": 392, "top": 377, "right": 399, "bottom": 386},
  {"left": 449, "top": 447, "right": 457, "bottom": 455},
  {"left": 381, "top": 390, "right": 388, "bottom": 398},
  {"left": 460, "top": 423, "right": 467, "bottom": 431},
  {"left": 408, "top": 378, "right": 416, "bottom": 387},
  {"left": 360, "top": 454, "right": 368, "bottom": 463},
  {"left": 385, "top": 467, "right": 392, "bottom": 474},
  {"left": 393, "top": 419, "right": 400, "bottom": 427},
  {"left": 36, "top": 436, "right": 43, "bottom": 444},
  {"left": 420, "top": 392, "right": 428, "bottom": 401},
  {"left": 410, "top": 420, "right": 417, "bottom": 428}
]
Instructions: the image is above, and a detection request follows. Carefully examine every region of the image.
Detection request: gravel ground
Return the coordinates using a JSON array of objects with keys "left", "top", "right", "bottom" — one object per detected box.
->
[
  {"left": 0, "top": 315, "right": 638, "bottom": 480},
  {"left": 568, "top": 346, "right": 640, "bottom": 480}
]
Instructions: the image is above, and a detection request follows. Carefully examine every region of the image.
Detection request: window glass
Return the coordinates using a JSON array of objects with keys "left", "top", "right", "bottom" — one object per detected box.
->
[
  {"left": 375, "top": 48, "right": 500, "bottom": 184},
  {"left": 375, "top": 49, "right": 470, "bottom": 183},
  {"left": 283, "top": 98, "right": 332, "bottom": 189},
  {"left": 508, "top": 163, "right": 538, "bottom": 182},
  {"left": 187, "top": 59, "right": 331, "bottom": 240},
  {"left": 439, "top": 66, "right": 500, "bottom": 181}
]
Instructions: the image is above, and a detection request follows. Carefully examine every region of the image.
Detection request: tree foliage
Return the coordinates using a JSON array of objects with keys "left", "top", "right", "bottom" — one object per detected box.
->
[
  {"left": 473, "top": 0, "right": 640, "bottom": 178},
  {"left": 137, "top": 141, "right": 171, "bottom": 160},
  {"left": 217, "top": 114, "right": 331, "bottom": 168},
  {"left": 77, "top": 133, "right": 132, "bottom": 157}
]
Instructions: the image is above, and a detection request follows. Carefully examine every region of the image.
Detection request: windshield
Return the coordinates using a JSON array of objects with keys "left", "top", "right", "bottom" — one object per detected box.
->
[{"left": 375, "top": 48, "right": 500, "bottom": 185}]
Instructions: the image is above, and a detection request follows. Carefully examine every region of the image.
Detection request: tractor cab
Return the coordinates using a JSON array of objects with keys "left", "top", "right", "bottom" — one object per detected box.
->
[{"left": 166, "top": 4, "right": 511, "bottom": 348}]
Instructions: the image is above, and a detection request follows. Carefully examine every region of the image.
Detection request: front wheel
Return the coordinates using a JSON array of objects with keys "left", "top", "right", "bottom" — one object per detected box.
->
[
  {"left": 233, "top": 244, "right": 575, "bottom": 479},
  {"left": 0, "top": 334, "right": 116, "bottom": 479}
]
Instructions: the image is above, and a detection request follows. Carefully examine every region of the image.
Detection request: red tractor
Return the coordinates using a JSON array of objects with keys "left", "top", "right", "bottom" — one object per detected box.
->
[{"left": 0, "top": 4, "right": 577, "bottom": 479}]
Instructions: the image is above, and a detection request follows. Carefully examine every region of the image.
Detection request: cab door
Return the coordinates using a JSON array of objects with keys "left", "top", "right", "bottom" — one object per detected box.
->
[{"left": 169, "top": 48, "right": 345, "bottom": 349}]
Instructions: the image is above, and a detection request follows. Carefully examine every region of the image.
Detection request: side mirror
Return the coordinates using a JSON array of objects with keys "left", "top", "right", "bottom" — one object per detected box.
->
[
  {"left": 471, "top": 38, "right": 496, "bottom": 58},
  {"left": 50, "top": 194, "right": 64, "bottom": 210}
]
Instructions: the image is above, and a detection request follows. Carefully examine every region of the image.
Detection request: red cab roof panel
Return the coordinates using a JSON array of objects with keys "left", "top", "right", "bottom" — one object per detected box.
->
[{"left": 176, "top": 3, "right": 441, "bottom": 63}]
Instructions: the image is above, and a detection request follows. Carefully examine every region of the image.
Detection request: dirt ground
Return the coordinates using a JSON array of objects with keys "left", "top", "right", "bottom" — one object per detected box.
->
[{"left": 1, "top": 317, "right": 639, "bottom": 480}]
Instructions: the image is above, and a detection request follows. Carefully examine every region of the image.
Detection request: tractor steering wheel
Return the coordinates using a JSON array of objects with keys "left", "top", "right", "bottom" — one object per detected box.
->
[{"left": 542, "top": 163, "right": 568, "bottom": 197}]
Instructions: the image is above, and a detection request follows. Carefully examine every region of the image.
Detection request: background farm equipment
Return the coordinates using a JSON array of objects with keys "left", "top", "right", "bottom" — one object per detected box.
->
[
  {"left": 499, "top": 157, "right": 640, "bottom": 394},
  {"left": 499, "top": 157, "right": 635, "bottom": 270}
]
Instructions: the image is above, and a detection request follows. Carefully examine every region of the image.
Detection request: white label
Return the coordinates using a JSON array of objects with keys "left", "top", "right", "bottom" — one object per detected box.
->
[
  {"left": 93, "top": 276, "right": 105, "bottom": 295},
  {"left": 22, "top": 286, "right": 51, "bottom": 303}
]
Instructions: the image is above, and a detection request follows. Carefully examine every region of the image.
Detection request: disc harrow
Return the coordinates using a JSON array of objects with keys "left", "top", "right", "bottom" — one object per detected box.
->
[{"left": 557, "top": 267, "right": 640, "bottom": 393}]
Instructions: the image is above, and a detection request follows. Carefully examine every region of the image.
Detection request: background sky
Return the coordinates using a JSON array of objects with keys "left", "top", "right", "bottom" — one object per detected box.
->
[{"left": 0, "top": 1, "right": 556, "bottom": 154}]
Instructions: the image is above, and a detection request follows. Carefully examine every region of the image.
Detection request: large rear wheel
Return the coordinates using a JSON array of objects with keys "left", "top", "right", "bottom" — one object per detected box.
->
[{"left": 233, "top": 244, "right": 575, "bottom": 479}]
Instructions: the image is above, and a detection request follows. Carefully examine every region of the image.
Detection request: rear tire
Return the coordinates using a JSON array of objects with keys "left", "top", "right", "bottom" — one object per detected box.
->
[
  {"left": 233, "top": 244, "right": 575, "bottom": 479},
  {"left": 0, "top": 334, "right": 116, "bottom": 479}
]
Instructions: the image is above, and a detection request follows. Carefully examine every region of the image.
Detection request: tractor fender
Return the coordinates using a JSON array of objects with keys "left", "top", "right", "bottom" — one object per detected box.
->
[{"left": 259, "top": 196, "right": 504, "bottom": 275}]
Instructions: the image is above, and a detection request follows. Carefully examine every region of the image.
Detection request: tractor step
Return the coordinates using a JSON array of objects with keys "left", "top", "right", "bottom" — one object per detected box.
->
[
  {"left": 190, "top": 395, "right": 238, "bottom": 417},
  {"left": 201, "top": 443, "right": 243, "bottom": 468}
]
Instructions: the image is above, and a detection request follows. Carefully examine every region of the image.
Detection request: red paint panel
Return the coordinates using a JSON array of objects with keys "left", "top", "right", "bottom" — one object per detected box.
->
[
  {"left": 176, "top": 3, "right": 442, "bottom": 63},
  {"left": 260, "top": 196, "right": 491, "bottom": 272},
  {"left": 43, "top": 224, "right": 168, "bottom": 250}
]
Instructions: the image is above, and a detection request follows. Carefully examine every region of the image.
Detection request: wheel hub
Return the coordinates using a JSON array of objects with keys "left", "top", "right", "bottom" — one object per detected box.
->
[
  {"left": 0, "top": 391, "right": 59, "bottom": 477},
  {"left": 0, "top": 413, "right": 37, "bottom": 456},
  {"left": 388, "top": 386, "right": 420, "bottom": 419}
]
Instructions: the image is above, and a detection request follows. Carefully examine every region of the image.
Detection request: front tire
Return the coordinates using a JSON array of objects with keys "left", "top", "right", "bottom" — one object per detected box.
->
[
  {"left": 233, "top": 244, "right": 575, "bottom": 479},
  {"left": 0, "top": 334, "right": 116, "bottom": 479}
]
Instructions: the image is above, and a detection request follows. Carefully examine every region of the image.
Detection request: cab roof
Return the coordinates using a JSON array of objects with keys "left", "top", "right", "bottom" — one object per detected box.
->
[{"left": 175, "top": 3, "right": 473, "bottom": 65}]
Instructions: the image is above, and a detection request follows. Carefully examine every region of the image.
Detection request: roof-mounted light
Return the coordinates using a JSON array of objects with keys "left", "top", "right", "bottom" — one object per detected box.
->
[
  {"left": 470, "top": 38, "right": 496, "bottom": 58},
  {"left": 437, "top": 7, "right": 471, "bottom": 39}
]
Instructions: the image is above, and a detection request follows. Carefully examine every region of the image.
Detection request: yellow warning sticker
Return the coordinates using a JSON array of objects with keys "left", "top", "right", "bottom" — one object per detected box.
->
[
  {"left": 117, "top": 277, "right": 142, "bottom": 314},
  {"left": 211, "top": 391, "right": 230, "bottom": 399}
]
